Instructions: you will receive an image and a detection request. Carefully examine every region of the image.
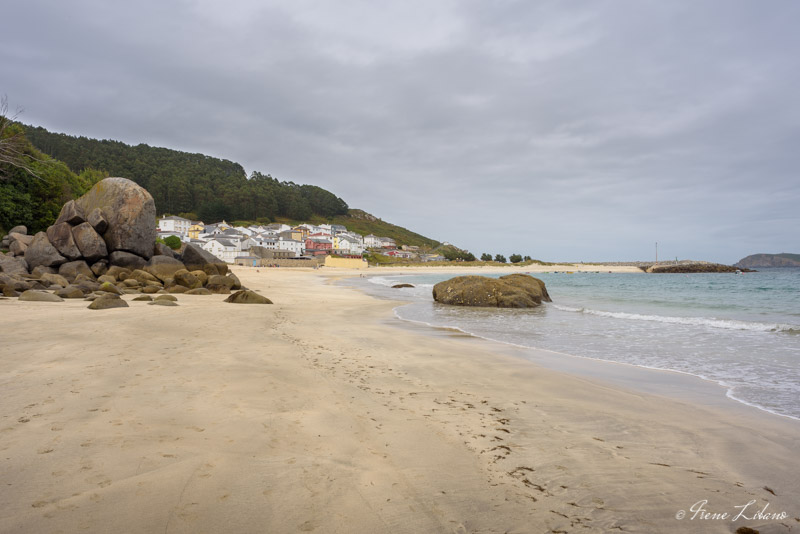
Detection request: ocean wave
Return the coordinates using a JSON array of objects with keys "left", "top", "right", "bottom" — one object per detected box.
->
[{"left": 552, "top": 304, "right": 800, "bottom": 333}]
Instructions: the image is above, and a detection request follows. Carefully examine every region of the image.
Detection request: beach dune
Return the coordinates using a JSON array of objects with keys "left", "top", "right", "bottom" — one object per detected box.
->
[{"left": 1, "top": 267, "right": 798, "bottom": 533}]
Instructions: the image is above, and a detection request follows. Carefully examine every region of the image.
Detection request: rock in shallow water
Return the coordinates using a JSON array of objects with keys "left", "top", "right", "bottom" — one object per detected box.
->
[{"left": 432, "top": 274, "right": 551, "bottom": 308}]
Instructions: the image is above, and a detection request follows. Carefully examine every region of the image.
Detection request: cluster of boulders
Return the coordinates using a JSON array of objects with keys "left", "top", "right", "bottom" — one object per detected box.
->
[
  {"left": 0, "top": 177, "right": 270, "bottom": 308},
  {"left": 432, "top": 274, "right": 552, "bottom": 308}
]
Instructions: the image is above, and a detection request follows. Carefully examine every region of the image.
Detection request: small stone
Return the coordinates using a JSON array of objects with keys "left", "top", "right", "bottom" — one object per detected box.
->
[
  {"left": 19, "top": 290, "right": 64, "bottom": 302},
  {"left": 224, "top": 290, "right": 272, "bottom": 304},
  {"left": 88, "top": 294, "right": 129, "bottom": 310},
  {"left": 148, "top": 300, "right": 178, "bottom": 306}
]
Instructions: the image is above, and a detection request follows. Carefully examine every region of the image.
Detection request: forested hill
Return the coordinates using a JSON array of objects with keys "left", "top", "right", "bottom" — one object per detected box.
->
[
  {"left": 23, "top": 125, "right": 349, "bottom": 223},
  {"left": 17, "top": 124, "right": 441, "bottom": 248}
]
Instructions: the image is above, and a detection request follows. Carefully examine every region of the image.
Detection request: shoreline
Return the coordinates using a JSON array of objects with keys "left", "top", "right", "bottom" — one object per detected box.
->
[
  {"left": 2, "top": 267, "right": 798, "bottom": 533},
  {"left": 344, "top": 267, "right": 800, "bottom": 423}
]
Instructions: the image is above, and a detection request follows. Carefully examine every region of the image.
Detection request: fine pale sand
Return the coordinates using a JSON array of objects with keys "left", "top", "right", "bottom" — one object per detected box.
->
[{"left": 1, "top": 267, "right": 798, "bottom": 533}]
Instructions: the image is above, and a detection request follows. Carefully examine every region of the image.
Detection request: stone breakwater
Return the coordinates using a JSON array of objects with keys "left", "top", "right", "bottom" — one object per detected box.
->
[{"left": 0, "top": 177, "right": 255, "bottom": 308}]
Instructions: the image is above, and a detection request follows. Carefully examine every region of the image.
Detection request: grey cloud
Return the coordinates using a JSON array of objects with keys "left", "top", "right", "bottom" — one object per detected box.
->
[{"left": 2, "top": 0, "right": 798, "bottom": 262}]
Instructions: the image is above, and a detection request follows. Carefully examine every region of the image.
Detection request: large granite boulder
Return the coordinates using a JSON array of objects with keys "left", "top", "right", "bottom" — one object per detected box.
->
[
  {"left": 9, "top": 225, "right": 27, "bottom": 235},
  {"left": 181, "top": 244, "right": 228, "bottom": 276},
  {"left": 109, "top": 251, "right": 147, "bottom": 270},
  {"left": 432, "top": 274, "right": 552, "bottom": 308},
  {"left": 71, "top": 222, "right": 108, "bottom": 263},
  {"left": 144, "top": 256, "right": 187, "bottom": 283},
  {"left": 46, "top": 222, "right": 82, "bottom": 261},
  {"left": 0, "top": 255, "right": 29, "bottom": 276},
  {"left": 24, "top": 232, "right": 67, "bottom": 269},
  {"left": 74, "top": 177, "right": 156, "bottom": 259}
]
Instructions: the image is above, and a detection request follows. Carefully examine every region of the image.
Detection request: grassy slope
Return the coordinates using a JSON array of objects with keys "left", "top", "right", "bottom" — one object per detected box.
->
[{"left": 270, "top": 209, "right": 441, "bottom": 249}]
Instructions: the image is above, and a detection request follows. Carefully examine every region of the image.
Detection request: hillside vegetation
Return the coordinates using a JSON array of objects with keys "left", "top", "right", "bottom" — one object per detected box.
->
[
  {"left": 23, "top": 125, "right": 348, "bottom": 222},
  {"left": 1, "top": 118, "right": 105, "bottom": 234},
  {"left": 11, "top": 123, "right": 441, "bottom": 248}
]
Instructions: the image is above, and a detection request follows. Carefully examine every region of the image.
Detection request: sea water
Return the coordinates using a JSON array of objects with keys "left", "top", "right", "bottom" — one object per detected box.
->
[{"left": 345, "top": 269, "right": 800, "bottom": 420}]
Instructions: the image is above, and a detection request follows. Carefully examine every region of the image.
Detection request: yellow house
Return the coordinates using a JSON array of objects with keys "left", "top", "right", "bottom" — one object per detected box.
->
[
  {"left": 188, "top": 224, "right": 204, "bottom": 239},
  {"left": 290, "top": 226, "right": 306, "bottom": 241}
]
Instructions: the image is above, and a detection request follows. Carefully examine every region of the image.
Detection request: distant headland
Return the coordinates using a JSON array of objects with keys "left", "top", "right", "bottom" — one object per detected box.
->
[{"left": 735, "top": 253, "right": 800, "bottom": 269}]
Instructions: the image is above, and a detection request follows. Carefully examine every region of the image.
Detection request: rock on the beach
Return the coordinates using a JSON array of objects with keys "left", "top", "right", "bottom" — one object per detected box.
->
[
  {"left": 181, "top": 244, "right": 228, "bottom": 276},
  {"left": 59, "top": 260, "right": 94, "bottom": 282},
  {"left": 144, "top": 256, "right": 187, "bottom": 283},
  {"left": 185, "top": 287, "right": 212, "bottom": 295},
  {"left": 99, "top": 281, "right": 123, "bottom": 295},
  {"left": 148, "top": 299, "right": 178, "bottom": 306},
  {"left": 129, "top": 269, "right": 160, "bottom": 286},
  {"left": 88, "top": 294, "right": 129, "bottom": 310},
  {"left": 109, "top": 251, "right": 147, "bottom": 271},
  {"left": 154, "top": 242, "right": 177, "bottom": 258},
  {"left": 9, "top": 225, "right": 27, "bottom": 235},
  {"left": 19, "top": 290, "right": 64, "bottom": 302},
  {"left": 154, "top": 294, "right": 178, "bottom": 301},
  {"left": 224, "top": 290, "right": 273, "bottom": 304},
  {"left": 0, "top": 255, "right": 29, "bottom": 276},
  {"left": 46, "top": 222, "right": 82, "bottom": 261},
  {"left": 74, "top": 177, "right": 156, "bottom": 259},
  {"left": 71, "top": 222, "right": 108, "bottom": 263},
  {"left": 392, "top": 284, "right": 415, "bottom": 289},
  {"left": 87, "top": 207, "right": 108, "bottom": 234},
  {"left": 56, "top": 286, "right": 86, "bottom": 299},
  {"left": 40, "top": 273, "right": 70, "bottom": 288},
  {"left": 9, "top": 239, "right": 28, "bottom": 256},
  {"left": 432, "top": 274, "right": 552, "bottom": 308},
  {"left": 54, "top": 200, "right": 86, "bottom": 226},
  {"left": 90, "top": 260, "right": 108, "bottom": 277},
  {"left": 24, "top": 232, "right": 67, "bottom": 269},
  {"left": 173, "top": 269, "right": 201, "bottom": 289}
]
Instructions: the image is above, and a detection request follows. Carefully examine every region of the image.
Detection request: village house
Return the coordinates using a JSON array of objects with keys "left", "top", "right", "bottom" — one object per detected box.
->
[
  {"left": 379, "top": 237, "right": 397, "bottom": 249},
  {"left": 158, "top": 215, "right": 191, "bottom": 237},
  {"left": 305, "top": 236, "right": 333, "bottom": 256},
  {"left": 333, "top": 233, "right": 364, "bottom": 255},
  {"left": 188, "top": 223, "right": 204, "bottom": 239},
  {"left": 277, "top": 237, "right": 304, "bottom": 257},
  {"left": 202, "top": 238, "right": 241, "bottom": 263}
]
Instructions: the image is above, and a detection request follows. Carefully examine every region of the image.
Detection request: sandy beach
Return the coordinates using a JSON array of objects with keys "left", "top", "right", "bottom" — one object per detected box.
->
[{"left": 2, "top": 266, "right": 798, "bottom": 533}]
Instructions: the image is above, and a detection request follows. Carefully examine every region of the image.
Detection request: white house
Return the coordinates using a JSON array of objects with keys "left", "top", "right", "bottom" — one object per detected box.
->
[
  {"left": 158, "top": 215, "right": 191, "bottom": 236},
  {"left": 364, "top": 234, "right": 381, "bottom": 248},
  {"left": 334, "top": 233, "right": 364, "bottom": 255},
  {"left": 202, "top": 238, "right": 241, "bottom": 263},
  {"left": 379, "top": 237, "right": 397, "bottom": 249},
  {"left": 276, "top": 237, "right": 303, "bottom": 257},
  {"left": 275, "top": 237, "right": 305, "bottom": 257}
]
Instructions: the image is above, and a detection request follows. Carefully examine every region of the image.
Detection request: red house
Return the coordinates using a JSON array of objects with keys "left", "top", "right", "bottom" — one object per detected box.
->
[{"left": 305, "top": 237, "right": 332, "bottom": 256}]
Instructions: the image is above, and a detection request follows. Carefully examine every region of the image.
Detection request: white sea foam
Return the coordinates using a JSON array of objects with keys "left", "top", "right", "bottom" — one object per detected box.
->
[{"left": 552, "top": 304, "right": 800, "bottom": 333}]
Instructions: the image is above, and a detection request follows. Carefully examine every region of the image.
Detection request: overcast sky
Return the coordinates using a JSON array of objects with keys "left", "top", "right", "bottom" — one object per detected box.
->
[{"left": 3, "top": 1, "right": 798, "bottom": 262}]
